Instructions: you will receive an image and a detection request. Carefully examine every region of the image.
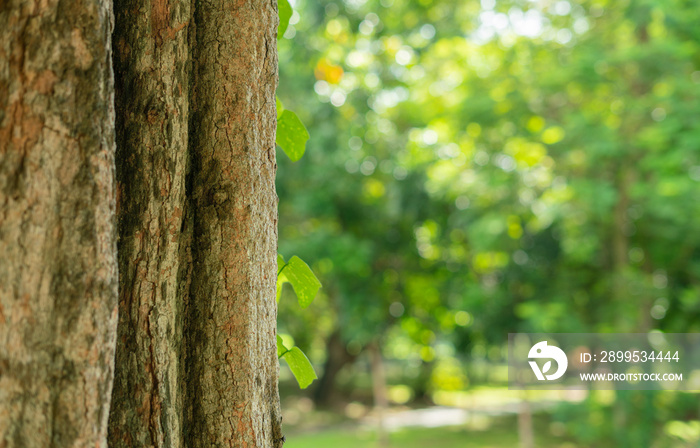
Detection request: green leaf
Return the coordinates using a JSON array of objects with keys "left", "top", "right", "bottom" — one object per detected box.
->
[
  {"left": 276, "top": 110, "right": 310, "bottom": 162},
  {"left": 281, "top": 346, "right": 317, "bottom": 389},
  {"left": 277, "top": 253, "right": 287, "bottom": 302},
  {"left": 277, "top": 335, "right": 289, "bottom": 358},
  {"left": 278, "top": 0, "right": 292, "bottom": 40},
  {"left": 277, "top": 335, "right": 317, "bottom": 389},
  {"left": 284, "top": 256, "right": 321, "bottom": 308},
  {"left": 277, "top": 253, "right": 286, "bottom": 274},
  {"left": 276, "top": 96, "right": 284, "bottom": 120},
  {"left": 276, "top": 272, "right": 287, "bottom": 302}
]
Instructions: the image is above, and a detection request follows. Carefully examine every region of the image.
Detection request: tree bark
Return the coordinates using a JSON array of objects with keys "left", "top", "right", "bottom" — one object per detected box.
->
[
  {"left": 107, "top": 0, "right": 191, "bottom": 446},
  {"left": 0, "top": 1, "right": 118, "bottom": 447},
  {"left": 108, "top": 0, "right": 282, "bottom": 446},
  {"left": 185, "top": 0, "right": 281, "bottom": 446}
]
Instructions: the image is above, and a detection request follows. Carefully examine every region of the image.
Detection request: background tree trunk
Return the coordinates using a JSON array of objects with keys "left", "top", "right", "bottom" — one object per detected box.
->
[
  {"left": 0, "top": 1, "right": 118, "bottom": 447},
  {"left": 108, "top": 0, "right": 283, "bottom": 447},
  {"left": 517, "top": 392, "right": 534, "bottom": 448},
  {"left": 369, "top": 343, "right": 388, "bottom": 447},
  {"left": 313, "top": 330, "right": 357, "bottom": 408}
]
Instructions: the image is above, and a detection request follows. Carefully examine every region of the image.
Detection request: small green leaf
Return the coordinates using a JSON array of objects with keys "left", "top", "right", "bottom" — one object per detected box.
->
[
  {"left": 281, "top": 346, "right": 317, "bottom": 389},
  {"left": 276, "top": 110, "right": 310, "bottom": 162},
  {"left": 277, "top": 335, "right": 289, "bottom": 358},
  {"left": 277, "top": 253, "right": 288, "bottom": 302},
  {"left": 278, "top": 0, "right": 292, "bottom": 39},
  {"left": 277, "top": 253, "right": 286, "bottom": 274},
  {"left": 284, "top": 256, "right": 321, "bottom": 308},
  {"left": 276, "top": 96, "right": 284, "bottom": 120},
  {"left": 276, "top": 272, "right": 287, "bottom": 302}
]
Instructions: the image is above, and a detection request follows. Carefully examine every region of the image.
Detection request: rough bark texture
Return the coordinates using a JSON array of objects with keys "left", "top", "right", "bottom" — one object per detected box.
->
[
  {"left": 186, "top": 0, "right": 281, "bottom": 445},
  {"left": 108, "top": 0, "right": 282, "bottom": 446},
  {"left": 0, "top": 1, "right": 118, "bottom": 447},
  {"left": 108, "top": 0, "right": 191, "bottom": 447}
]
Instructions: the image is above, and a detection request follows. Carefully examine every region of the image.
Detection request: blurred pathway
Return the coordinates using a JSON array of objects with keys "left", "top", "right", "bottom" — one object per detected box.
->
[
  {"left": 367, "top": 407, "right": 470, "bottom": 430},
  {"left": 359, "top": 390, "right": 586, "bottom": 431}
]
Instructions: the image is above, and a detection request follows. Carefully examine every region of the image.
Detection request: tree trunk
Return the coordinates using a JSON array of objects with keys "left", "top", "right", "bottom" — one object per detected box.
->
[
  {"left": 611, "top": 164, "right": 631, "bottom": 328},
  {"left": 185, "top": 0, "right": 281, "bottom": 446},
  {"left": 517, "top": 392, "right": 534, "bottom": 448},
  {"left": 108, "top": 0, "right": 282, "bottom": 447},
  {"left": 0, "top": 1, "right": 118, "bottom": 447},
  {"left": 412, "top": 360, "right": 434, "bottom": 404},
  {"left": 368, "top": 344, "right": 388, "bottom": 447},
  {"left": 313, "top": 330, "right": 357, "bottom": 408},
  {"left": 107, "top": 0, "right": 191, "bottom": 446}
]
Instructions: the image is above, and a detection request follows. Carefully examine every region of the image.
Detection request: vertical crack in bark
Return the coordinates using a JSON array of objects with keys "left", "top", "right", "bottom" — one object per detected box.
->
[
  {"left": 181, "top": 0, "right": 198, "bottom": 445},
  {"left": 109, "top": 0, "right": 281, "bottom": 447},
  {"left": 108, "top": 0, "right": 191, "bottom": 446}
]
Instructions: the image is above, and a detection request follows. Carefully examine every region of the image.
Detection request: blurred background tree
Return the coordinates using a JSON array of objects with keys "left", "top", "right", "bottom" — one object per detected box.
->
[{"left": 276, "top": 0, "right": 700, "bottom": 446}]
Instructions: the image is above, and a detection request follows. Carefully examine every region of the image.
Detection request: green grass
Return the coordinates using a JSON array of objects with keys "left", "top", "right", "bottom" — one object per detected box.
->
[{"left": 284, "top": 415, "right": 575, "bottom": 448}]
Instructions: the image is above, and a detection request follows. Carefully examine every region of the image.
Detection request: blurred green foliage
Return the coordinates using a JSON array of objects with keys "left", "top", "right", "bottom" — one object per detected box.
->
[{"left": 275, "top": 0, "right": 700, "bottom": 445}]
